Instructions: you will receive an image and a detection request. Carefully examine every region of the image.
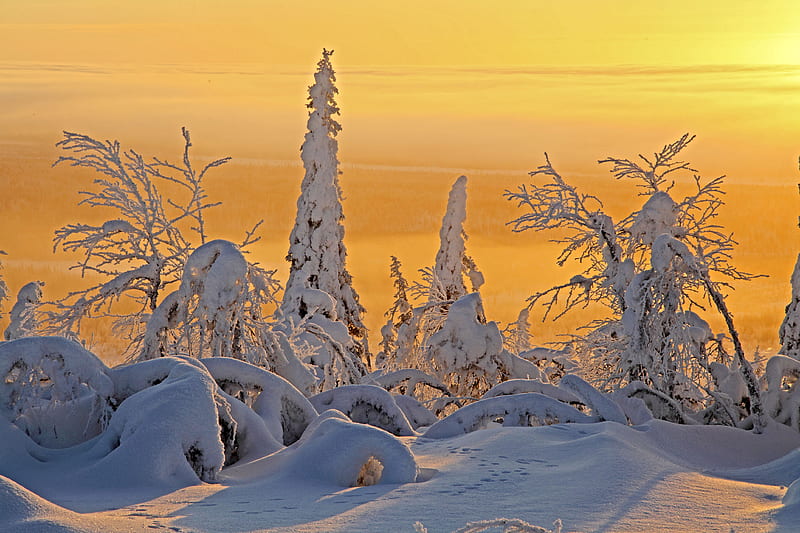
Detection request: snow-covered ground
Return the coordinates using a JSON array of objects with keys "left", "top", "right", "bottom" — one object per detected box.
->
[{"left": 4, "top": 419, "right": 800, "bottom": 533}]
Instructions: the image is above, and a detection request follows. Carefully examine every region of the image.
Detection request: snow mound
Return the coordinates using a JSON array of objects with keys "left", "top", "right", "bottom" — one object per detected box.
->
[
  {"left": 0, "top": 474, "right": 62, "bottom": 524},
  {"left": 482, "top": 379, "right": 582, "bottom": 405},
  {"left": 392, "top": 393, "right": 439, "bottom": 429},
  {"left": 86, "top": 359, "right": 228, "bottom": 486},
  {"left": 422, "top": 393, "right": 593, "bottom": 439},
  {"left": 559, "top": 374, "right": 627, "bottom": 424},
  {"left": 310, "top": 384, "right": 415, "bottom": 436},
  {"left": 280, "top": 410, "right": 419, "bottom": 486},
  {"left": 0, "top": 336, "right": 114, "bottom": 448},
  {"left": 200, "top": 357, "right": 317, "bottom": 445}
]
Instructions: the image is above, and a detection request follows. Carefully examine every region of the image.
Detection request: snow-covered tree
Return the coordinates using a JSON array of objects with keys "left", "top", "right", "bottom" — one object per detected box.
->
[
  {"left": 393, "top": 176, "right": 485, "bottom": 372},
  {"left": 780, "top": 254, "right": 800, "bottom": 358},
  {"left": 507, "top": 135, "right": 764, "bottom": 429},
  {"left": 44, "top": 128, "right": 239, "bottom": 357},
  {"left": 4, "top": 281, "right": 44, "bottom": 341},
  {"left": 430, "top": 175, "right": 484, "bottom": 302},
  {"left": 375, "top": 256, "right": 413, "bottom": 369},
  {"left": 137, "top": 240, "right": 316, "bottom": 394},
  {"left": 503, "top": 308, "right": 533, "bottom": 355},
  {"left": 280, "top": 49, "right": 368, "bottom": 378}
]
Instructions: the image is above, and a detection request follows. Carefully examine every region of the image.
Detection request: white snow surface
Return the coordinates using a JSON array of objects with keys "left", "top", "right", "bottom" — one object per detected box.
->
[{"left": 3, "top": 419, "right": 800, "bottom": 532}]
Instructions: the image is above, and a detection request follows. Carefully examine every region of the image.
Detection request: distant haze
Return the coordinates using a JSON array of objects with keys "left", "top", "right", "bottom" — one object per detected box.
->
[{"left": 1, "top": 1, "right": 798, "bottom": 362}]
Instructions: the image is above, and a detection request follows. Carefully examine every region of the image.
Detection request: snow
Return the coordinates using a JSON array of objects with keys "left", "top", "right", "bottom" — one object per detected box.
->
[
  {"left": 309, "top": 384, "right": 415, "bottom": 436},
  {"left": 3, "top": 419, "right": 800, "bottom": 532},
  {"left": 421, "top": 393, "right": 594, "bottom": 439}
]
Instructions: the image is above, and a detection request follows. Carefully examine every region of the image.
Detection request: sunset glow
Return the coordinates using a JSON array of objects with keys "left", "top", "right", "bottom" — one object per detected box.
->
[{"left": 2, "top": 1, "right": 799, "bottom": 360}]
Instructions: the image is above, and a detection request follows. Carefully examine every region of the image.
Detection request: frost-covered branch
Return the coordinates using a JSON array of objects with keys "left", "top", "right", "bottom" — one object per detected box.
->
[{"left": 45, "top": 129, "right": 239, "bottom": 357}]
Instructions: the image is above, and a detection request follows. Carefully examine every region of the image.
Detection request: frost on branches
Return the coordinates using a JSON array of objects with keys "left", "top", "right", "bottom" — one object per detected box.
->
[
  {"left": 506, "top": 134, "right": 764, "bottom": 429},
  {"left": 138, "top": 240, "right": 316, "bottom": 394},
  {"left": 280, "top": 49, "right": 368, "bottom": 382},
  {"left": 43, "top": 128, "right": 238, "bottom": 357}
]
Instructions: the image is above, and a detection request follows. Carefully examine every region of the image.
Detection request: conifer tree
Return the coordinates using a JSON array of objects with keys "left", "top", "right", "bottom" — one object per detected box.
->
[
  {"left": 431, "top": 175, "right": 484, "bottom": 302},
  {"left": 281, "top": 49, "right": 369, "bottom": 361}
]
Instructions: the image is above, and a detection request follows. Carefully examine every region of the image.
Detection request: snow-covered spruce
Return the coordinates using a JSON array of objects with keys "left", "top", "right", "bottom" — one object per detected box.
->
[
  {"left": 309, "top": 384, "right": 415, "bottom": 436},
  {"left": 431, "top": 175, "right": 483, "bottom": 302},
  {"left": 4, "top": 281, "right": 43, "bottom": 341},
  {"left": 272, "top": 410, "right": 418, "bottom": 487},
  {"left": 421, "top": 393, "right": 593, "bottom": 439},
  {"left": 281, "top": 48, "right": 368, "bottom": 367},
  {"left": 780, "top": 253, "right": 800, "bottom": 359},
  {"left": 0, "top": 336, "right": 114, "bottom": 448},
  {"left": 199, "top": 357, "right": 317, "bottom": 445}
]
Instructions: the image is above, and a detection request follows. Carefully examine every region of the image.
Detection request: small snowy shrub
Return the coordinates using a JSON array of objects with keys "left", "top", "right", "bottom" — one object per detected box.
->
[{"left": 4, "top": 281, "right": 43, "bottom": 340}]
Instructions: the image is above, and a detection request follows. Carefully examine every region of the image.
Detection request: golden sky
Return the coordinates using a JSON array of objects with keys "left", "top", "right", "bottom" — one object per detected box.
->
[{"left": 1, "top": 1, "right": 799, "bottom": 359}]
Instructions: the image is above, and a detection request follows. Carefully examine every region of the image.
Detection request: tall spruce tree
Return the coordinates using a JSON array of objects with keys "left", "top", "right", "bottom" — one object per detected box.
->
[
  {"left": 431, "top": 175, "right": 484, "bottom": 303},
  {"left": 281, "top": 49, "right": 369, "bottom": 360}
]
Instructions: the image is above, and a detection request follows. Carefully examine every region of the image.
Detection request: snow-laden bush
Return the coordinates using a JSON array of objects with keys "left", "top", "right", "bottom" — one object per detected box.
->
[
  {"left": 422, "top": 393, "right": 593, "bottom": 439},
  {"left": 764, "top": 355, "right": 800, "bottom": 430},
  {"left": 199, "top": 357, "right": 317, "bottom": 445},
  {"left": 506, "top": 135, "right": 764, "bottom": 429},
  {"left": 615, "top": 381, "right": 690, "bottom": 425},
  {"left": 275, "top": 410, "right": 418, "bottom": 487},
  {"left": 559, "top": 374, "right": 627, "bottom": 424},
  {"left": 112, "top": 356, "right": 287, "bottom": 468},
  {"left": 0, "top": 337, "right": 114, "bottom": 448},
  {"left": 426, "top": 293, "right": 509, "bottom": 398},
  {"left": 309, "top": 384, "right": 415, "bottom": 436},
  {"left": 138, "top": 240, "right": 316, "bottom": 393},
  {"left": 4, "top": 281, "right": 43, "bottom": 341},
  {"left": 364, "top": 368, "right": 452, "bottom": 398}
]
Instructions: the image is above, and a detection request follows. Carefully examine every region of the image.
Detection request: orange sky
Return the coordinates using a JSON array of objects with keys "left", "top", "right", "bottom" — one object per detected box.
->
[{"left": 1, "top": 1, "right": 799, "bottom": 360}]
